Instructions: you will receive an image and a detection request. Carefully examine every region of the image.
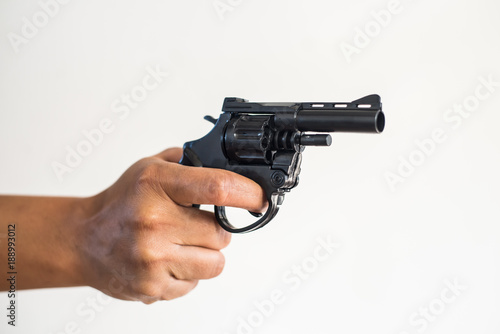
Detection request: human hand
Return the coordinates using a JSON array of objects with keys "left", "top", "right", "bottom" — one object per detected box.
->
[{"left": 76, "top": 147, "right": 266, "bottom": 303}]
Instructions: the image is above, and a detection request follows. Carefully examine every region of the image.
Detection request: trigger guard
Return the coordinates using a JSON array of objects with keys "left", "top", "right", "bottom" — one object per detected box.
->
[{"left": 215, "top": 193, "right": 281, "bottom": 233}]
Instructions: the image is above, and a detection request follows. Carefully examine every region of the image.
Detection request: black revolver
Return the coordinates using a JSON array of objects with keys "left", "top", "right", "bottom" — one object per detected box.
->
[{"left": 180, "top": 95, "right": 385, "bottom": 233}]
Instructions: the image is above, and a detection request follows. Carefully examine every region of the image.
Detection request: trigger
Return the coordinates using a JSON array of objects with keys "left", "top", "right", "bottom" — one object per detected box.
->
[
  {"left": 278, "top": 194, "right": 285, "bottom": 205},
  {"left": 249, "top": 211, "right": 263, "bottom": 218},
  {"left": 204, "top": 115, "right": 218, "bottom": 125},
  {"left": 250, "top": 193, "right": 284, "bottom": 217}
]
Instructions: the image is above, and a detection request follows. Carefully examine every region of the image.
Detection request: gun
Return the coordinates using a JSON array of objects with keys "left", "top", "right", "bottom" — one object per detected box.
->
[{"left": 180, "top": 95, "right": 385, "bottom": 233}]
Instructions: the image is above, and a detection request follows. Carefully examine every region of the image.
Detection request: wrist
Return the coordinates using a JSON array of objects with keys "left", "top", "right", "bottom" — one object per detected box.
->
[{"left": 66, "top": 194, "right": 104, "bottom": 288}]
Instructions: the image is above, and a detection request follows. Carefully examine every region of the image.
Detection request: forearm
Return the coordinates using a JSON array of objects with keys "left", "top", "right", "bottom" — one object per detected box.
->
[{"left": 0, "top": 195, "right": 96, "bottom": 290}]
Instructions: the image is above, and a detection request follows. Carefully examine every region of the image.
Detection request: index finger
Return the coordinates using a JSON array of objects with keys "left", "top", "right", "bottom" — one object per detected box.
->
[
  {"left": 160, "top": 162, "right": 267, "bottom": 213},
  {"left": 154, "top": 147, "right": 183, "bottom": 163}
]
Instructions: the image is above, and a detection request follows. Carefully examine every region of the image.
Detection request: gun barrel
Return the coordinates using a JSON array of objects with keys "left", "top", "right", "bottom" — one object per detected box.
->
[{"left": 296, "top": 109, "right": 385, "bottom": 133}]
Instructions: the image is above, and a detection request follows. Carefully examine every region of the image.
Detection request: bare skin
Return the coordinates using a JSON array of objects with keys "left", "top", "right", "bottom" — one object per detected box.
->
[{"left": 0, "top": 147, "right": 266, "bottom": 304}]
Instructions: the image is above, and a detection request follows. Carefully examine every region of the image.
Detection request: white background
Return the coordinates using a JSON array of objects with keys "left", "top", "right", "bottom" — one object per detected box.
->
[{"left": 1, "top": 0, "right": 500, "bottom": 333}]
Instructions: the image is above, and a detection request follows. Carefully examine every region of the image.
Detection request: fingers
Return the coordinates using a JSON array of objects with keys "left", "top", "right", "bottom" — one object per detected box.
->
[
  {"left": 129, "top": 206, "right": 229, "bottom": 280},
  {"left": 160, "top": 279, "right": 198, "bottom": 301},
  {"left": 169, "top": 206, "right": 231, "bottom": 250},
  {"left": 167, "top": 245, "right": 226, "bottom": 280},
  {"left": 160, "top": 163, "right": 268, "bottom": 213},
  {"left": 130, "top": 235, "right": 225, "bottom": 301},
  {"left": 136, "top": 278, "right": 199, "bottom": 303},
  {"left": 154, "top": 147, "right": 183, "bottom": 163},
  {"left": 135, "top": 204, "right": 230, "bottom": 250}
]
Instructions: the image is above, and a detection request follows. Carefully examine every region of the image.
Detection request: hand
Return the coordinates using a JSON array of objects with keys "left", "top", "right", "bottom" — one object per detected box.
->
[{"left": 76, "top": 147, "right": 266, "bottom": 304}]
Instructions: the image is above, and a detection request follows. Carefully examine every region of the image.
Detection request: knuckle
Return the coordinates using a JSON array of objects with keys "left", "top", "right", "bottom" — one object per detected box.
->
[
  {"left": 135, "top": 160, "right": 161, "bottom": 189},
  {"left": 161, "top": 280, "right": 198, "bottom": 301},
  {"left": 209, "top": 252, "right": 226, "bottom": 278},
  {"left": 134, "top": 244, "right": 161, "bottom": 267},
  {"left": 206, "top": 173, "right": 231, "bottom": 205},
  {"left": 134, "top": 281, "right": 162, "bottom": 299},
  {"left": 130, "top": 235, "right": 166, "bottom": 271},
  {"left": 141, "top": 299, "right": 158, "bottom": 305},
  {"left": 131, "top": 206, "right": 163, "bottom": 231},
  {"left": 161, "top": 291, "right": 180, "bottom": 301},
  {"left": 217, "top": 228, "right": 232, "bottom": 249}
]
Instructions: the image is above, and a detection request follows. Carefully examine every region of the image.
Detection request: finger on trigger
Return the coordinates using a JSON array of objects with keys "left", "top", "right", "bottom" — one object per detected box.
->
[{"left": 161, "top": 164, "right": 267, "bottom": 213}]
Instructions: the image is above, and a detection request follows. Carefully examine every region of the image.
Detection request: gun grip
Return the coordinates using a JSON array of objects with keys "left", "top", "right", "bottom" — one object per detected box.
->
[
  {"left": 214, "top": 193, "right": 281, "bottom": 233},
  {"left": 179, "top": 147, "right": 203, "bottom": 167}
]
